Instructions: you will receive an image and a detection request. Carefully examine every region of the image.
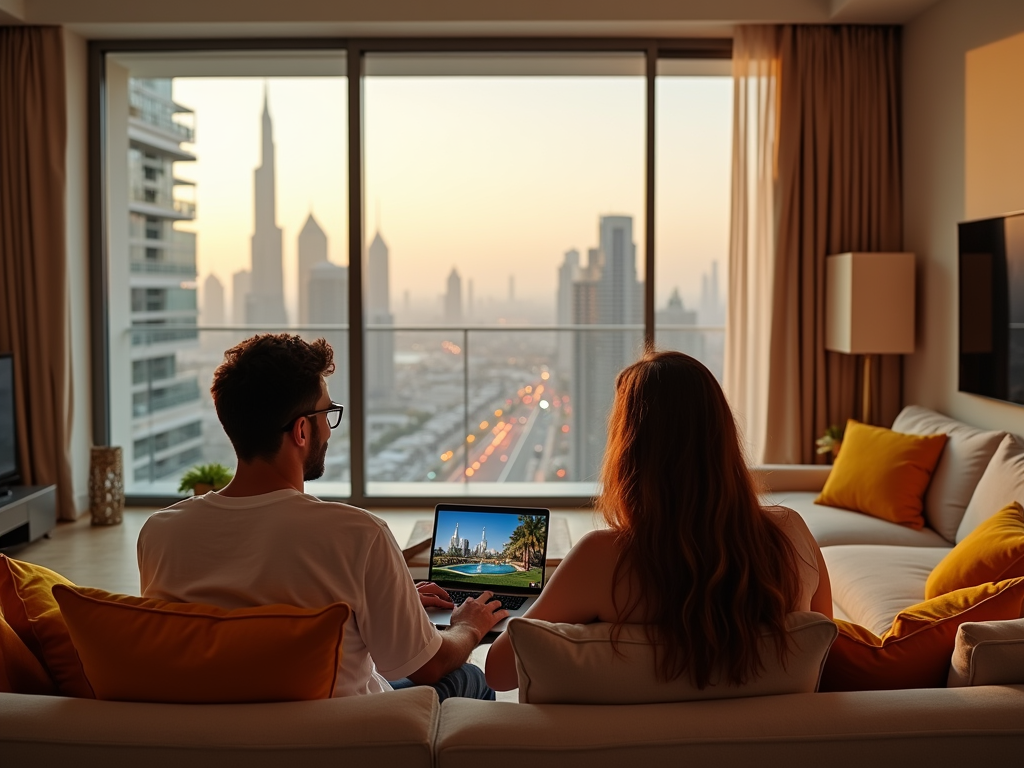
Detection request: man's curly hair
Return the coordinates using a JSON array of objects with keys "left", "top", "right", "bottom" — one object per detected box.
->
[{"left": 211, "top": 334, "right": 335, "bottom": 462}]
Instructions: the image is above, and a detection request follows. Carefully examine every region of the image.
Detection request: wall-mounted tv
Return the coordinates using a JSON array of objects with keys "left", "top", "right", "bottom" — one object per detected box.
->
[
  {"left": 959, "top": 211, "right": 1024, "bottom": 405},
  {"left": 0, "top": 353, "right": 18, "bottom": 486}
]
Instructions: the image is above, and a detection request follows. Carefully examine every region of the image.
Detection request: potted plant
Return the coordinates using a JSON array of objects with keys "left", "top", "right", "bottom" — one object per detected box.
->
[
  {"left": 178, "top": 463, "right": 233, "bottom": 496},
  {"left": 815, "top": 424, "right": 844, "bottom": 463}
]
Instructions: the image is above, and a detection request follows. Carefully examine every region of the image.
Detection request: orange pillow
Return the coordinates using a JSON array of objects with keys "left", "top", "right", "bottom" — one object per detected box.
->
[
  {"left": 926, "top": 502, "right": 1024, "bottom": 599},
  {"left": 820, "top": 577, "right": 1024, "bottom": 691},
  {"left": 0, "top": 555, "right": 93, "bottom": 697},
  {"left": 52, "top": 585, "right": 350, "bottom": 704},
  {"left": 815, "top": 420, "right": 947, "bottom": 529},
  {"left": 0, "top": 614, "right": 56, "bottom": 695}
]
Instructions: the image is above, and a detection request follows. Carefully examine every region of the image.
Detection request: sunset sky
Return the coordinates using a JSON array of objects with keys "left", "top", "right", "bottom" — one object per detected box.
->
[{"left": 171, "top": 73, "right": 731, "bottom": 323}]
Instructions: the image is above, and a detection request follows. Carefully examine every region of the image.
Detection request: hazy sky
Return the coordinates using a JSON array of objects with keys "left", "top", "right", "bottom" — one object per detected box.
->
[{"left": 172, "top": 74, "right": 731, "bottom": 322}]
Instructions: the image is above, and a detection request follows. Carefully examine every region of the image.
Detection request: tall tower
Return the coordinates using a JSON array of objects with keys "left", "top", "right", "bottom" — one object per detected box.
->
[
  {"left": 366, "top": 231, "right": 395, "bottom": 401},
  {"left": 297, "top": 212, "right": 328, "bottom": 325},
  {"left": 232, "top": 269, "right": 251, "bottom": 325},
  {"left": 247, "top": 86, "right": 287, "bottom": 327},
  {"left": 202, "top": 274, "right": 225, "bottom": 326},
  {"left": 308, "top": 261, "right": 350, "bottom": 412},
  {"left": 556, "top": 248, "right": 580, "bottom": 376},
  {"left": 571, "top": 215, "right": 642, "bottom": 481},
  {"left": 444, "top": 268, "right": 462, "bottom": 323}
]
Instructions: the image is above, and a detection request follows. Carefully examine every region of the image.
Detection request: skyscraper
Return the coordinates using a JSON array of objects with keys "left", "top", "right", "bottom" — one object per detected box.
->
[
  {"left": 232, "top": 269, "right": 251, "bottom": 325},
  {"left": 246, "top": 86, "right": 287, "bottom": 327},
  {"left": 571, "top": 215, "right": 643, "bottom": 481},
  {"left": 202, "top": 273, "right": 225, "bottom": 326},
  {"left": 366, "top": 231, "right": 395, "bottom": 401},
  {"left": 556, "top": 248, "right": 580, "bottom": 376},
  {"left": 126, "top": 77, "right": 202, "bottom": 484},
  {"left": 297, "top": 212, "right": 328, "bottom": 325},
  {"left": 444, "top": 268, "right": 462, "bottom": 323},
  {"left": 656, "top": 288, "right": 703, "bottom": 360},
  {"left": 308, "top": 261, "right": 350, "bottom": 409}
]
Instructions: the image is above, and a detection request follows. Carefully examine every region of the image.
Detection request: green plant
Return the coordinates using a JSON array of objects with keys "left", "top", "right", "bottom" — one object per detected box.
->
[
  {"left": 815, "top": 424, "right": 845, "bottom": 456},
  {"left": 178, "top": 462, "right": 234, "bottom": 494}
]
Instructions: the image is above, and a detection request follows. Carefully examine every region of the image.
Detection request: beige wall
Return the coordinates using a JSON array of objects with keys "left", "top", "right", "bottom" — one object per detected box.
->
[
  {"left": 63, "top": 27, "right": 91, "bottom": 515},
  {"left": 903, "top": 0, "right": 1024, "bottom": 432}
]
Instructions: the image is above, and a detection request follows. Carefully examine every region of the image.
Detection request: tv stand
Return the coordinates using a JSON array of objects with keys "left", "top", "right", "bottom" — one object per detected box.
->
[{"left": 0, "top": 485, "right": 57, "bottom": 550}]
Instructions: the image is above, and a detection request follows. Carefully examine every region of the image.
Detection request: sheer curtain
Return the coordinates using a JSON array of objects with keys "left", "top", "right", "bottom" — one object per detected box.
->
[
  {"left": 724, "top": 27, "right": 783, "bottom": 464},
  {"left": 0, "top": 27, "right": 75, "bottom": 518}
]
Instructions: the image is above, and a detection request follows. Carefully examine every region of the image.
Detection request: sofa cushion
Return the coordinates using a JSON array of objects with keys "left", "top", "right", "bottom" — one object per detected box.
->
[
  {"left": 507, "top": 612, "right": 837, "bottom": 704},
  {"left": 958, "top": 433, "right": 1024, "bottom": 543},
  {"left": 52, "top": 585, "right": 350, "bottom": 704},
  {"left": 926, "top": 502, "right": 1024, "bottom": 599},
  {"left": 948, "top": 618, "right": 1024, "bottom": 688},
  {"left": 0, "top": 686, "right": 439, "bottom": 767},
  {"left": 823, "top": 545, "right": 949, "bottom": 635},
  {"left": 814, "top": 420, "right": 947, "bottom": 530},
  {"left": 0, "top": 555, "right": 93, "bottom": 698},
  {"left": 771, "top": 493, "right": 950, "bottom": 548},
  {"left": 891, "top": 405, "right": 1005, "bottom": 543},
  {"left": 820, "top": 577, "right": 1024, "bottom": 691},
  {"left": 0, "top": 614, "right": 56, "bottom": 695}
]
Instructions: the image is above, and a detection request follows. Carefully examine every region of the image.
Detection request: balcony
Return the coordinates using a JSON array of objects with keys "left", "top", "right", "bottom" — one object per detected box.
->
[{"left": 121, "top": 323, "right": 724, "bottom": 498}]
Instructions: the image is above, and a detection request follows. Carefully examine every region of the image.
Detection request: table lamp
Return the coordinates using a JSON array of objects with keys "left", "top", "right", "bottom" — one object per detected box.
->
[{"left": 825, "top": 252, "right": 916, "bottom": 424}]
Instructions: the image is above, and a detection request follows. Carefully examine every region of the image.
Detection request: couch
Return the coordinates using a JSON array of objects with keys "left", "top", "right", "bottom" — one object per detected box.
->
[{"left": 2, "top": 406, "right": 1024, "bottom": 766}]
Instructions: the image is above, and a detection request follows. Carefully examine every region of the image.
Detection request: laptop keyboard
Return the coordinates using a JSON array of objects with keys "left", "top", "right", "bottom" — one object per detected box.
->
[{"left": 446, "top": 590, "right": 528, "bottom": 611}]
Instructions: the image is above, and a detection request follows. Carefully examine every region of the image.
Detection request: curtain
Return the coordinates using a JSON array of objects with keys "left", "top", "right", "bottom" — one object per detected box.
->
[
  {"left": 0, "top": 27, "right": 75, "bottom": 519},
  {"left": 765, "top": 25, "right": 903, "bottom": 464},
  {"left": 724, "top": 26, "right": 783, "bottom": 463}
]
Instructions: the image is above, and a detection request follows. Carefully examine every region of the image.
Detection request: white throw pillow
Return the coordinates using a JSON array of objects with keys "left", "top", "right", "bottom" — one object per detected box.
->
[
  {"left": 891, "top": 406, "right": 1005, "bottom": 543},
  {"left": 957, "top": 434, "right": 1024, "bottom": 543},
  {"left": 948, "top": 618, "right": 1024, "bottom": 687},
  {"left": 507, "top": 612, "right": 837, "bottom": 705}
]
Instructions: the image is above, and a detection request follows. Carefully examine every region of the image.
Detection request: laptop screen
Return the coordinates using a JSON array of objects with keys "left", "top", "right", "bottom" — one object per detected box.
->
[{"left": 429, "top": 503, "right": 551, "bottom": 593}]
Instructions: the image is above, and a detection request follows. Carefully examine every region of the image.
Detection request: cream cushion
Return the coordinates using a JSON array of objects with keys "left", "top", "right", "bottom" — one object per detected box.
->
[
  {"left": 948, "top": 618, "right": 1024, "bottom": 688},
  {"left": 507, "top": 612, "right": 836, "bottom": 705},
  {"left": 958, "top": 434, "right": 1024, "bottom": 543},
  {"left": 770, "top": 492, "right": 949, "bottom": 548},
  {"left": 822, "top": 545, "right": 949, "bottom": 635},
  {"left": 891, "top": 406, "right": 1005, "bottom": 543}
]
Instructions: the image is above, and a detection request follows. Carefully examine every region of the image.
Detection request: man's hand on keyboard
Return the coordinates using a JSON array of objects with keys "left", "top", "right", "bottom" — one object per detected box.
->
[
  {"left": 451, "top": 591, "right": 509, "bottom": 640},
  {"left": 416, "top": 581, "right": 454, "bottom": 609}
]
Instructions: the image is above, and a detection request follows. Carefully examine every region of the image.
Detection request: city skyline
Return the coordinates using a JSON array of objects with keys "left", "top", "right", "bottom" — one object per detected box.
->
[{"left": 172, "top": 76, "right": 731, "bottom": 323}]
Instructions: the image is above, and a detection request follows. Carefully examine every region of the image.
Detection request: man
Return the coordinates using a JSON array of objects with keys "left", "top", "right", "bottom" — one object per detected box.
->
[{"left": 138, "top": 334, "right": 507, "bottom": 700}]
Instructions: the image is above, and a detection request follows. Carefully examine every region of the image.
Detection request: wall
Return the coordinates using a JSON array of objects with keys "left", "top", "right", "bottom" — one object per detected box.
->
[
  {"left": 63, "top": 28, "right": 91, "bottom": 515},
  {"left": 903, "top": 0, "right": 1024, "bottom": 431}
]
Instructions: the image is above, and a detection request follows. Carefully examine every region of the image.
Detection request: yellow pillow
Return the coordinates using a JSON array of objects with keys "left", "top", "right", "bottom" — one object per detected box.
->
[
  {"left": 815, "top": 420, "right": 947, "bottom": 529},
  {"left": 0, "top": 614, "right": 57, "bottom": 695},
  {"left": 819, "top": 577, "right": 1024, "bottom": 691},
  {"left": 52, "top": 585, "right": 350, "bottom": 704},
  {"left": 926, "top": 502, "right": 1024, "bottom": 599},
  {"left": 0, "top": 554, "right": 94, "bottom": 697}
]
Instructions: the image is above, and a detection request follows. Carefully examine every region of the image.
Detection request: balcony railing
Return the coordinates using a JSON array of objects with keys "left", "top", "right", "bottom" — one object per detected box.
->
[{"left": 121, "top": 322, "right": 724, "bottom": 498}]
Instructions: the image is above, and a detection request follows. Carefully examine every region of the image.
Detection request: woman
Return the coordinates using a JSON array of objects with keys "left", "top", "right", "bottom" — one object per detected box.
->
[{"left": 485, "top": 351, "right": 832, "bottom": 691}]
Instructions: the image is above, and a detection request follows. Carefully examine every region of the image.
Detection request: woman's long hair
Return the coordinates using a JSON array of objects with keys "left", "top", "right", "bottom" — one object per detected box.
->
[{"left": 598, "top": 351, "right": 802, "bottom": 689}]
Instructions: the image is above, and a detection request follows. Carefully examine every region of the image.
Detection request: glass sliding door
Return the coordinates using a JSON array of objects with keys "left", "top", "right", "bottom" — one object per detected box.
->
[
  {"left": 362, "top": 53, "right": 646, "bottom": 497},
  {"left": 103, "top": 51, "right": 350, "bottom": 496}
]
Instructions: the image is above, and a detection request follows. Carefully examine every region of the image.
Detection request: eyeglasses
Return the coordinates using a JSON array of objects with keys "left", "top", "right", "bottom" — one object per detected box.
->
[{"left": 281, "top": 402, "right": 344, "bottom": 432}]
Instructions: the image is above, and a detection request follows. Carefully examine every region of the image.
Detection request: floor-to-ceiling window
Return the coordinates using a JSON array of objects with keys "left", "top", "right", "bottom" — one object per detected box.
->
[{"left": 93, "top": 41, "right": 732, "bottom": 505}]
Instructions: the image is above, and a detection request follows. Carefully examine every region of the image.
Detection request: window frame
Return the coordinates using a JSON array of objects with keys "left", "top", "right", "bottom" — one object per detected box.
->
[{"left": 88, "top": 36, "right": 733, "bottom": 508}]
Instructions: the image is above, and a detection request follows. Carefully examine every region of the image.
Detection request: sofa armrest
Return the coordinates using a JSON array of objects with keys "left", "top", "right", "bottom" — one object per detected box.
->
[{"left": 752, "top": 464, "right": 832, "bottom": 494}]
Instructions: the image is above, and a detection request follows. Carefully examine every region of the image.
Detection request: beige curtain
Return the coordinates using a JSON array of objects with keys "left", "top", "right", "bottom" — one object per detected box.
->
[
  {"left": 724, "top": 27, "right": 783, "bottom": 463},
  {"left": 0, "top": 27, "right": 75, "bottom": 519},
  {"left": 765, "top": 25, "right": 903, "bottom": 464}
]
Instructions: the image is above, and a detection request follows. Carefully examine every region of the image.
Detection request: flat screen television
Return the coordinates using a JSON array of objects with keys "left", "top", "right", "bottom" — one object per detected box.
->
[
  {"left": 959, "top": 211, "right": 1024, "bottom": 405},
  {"left": 0, "top": 353, "right": 18, "bottom": 486}
]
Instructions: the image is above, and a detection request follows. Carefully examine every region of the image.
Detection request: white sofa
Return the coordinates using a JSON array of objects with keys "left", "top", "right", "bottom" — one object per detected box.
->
[{"left": 3, "top": 406, "right": 1024, "bottom": 765}]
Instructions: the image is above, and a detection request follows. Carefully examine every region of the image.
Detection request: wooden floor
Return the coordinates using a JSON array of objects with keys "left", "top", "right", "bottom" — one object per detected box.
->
[{"left": 10, "top": 505, "right": 603, "bottom": 702}]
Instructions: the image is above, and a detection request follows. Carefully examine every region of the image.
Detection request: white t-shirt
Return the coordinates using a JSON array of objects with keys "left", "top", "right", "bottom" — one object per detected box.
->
[{"left": 137, "top": 489, "right": 442, "bottom": 697}]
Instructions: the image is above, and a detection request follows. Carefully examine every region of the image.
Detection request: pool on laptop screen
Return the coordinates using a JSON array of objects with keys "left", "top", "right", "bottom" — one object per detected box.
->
[{"left": 431, "top": 508, "right": 548, "bottom": 590}]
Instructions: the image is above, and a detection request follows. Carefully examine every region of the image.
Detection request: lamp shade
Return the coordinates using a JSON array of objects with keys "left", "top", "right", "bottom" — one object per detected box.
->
[{"left": 825, "top": 252, "right": 915, "bottom": 355}]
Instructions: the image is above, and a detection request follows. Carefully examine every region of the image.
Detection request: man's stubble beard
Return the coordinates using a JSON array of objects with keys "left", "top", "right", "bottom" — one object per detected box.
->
[{"left": 303, "top": 418, "right": 328, "bottom": 482}]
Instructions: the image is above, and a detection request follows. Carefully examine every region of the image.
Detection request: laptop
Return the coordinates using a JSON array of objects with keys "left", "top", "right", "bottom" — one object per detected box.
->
[{"left": 423, "top": 502, "right": 550, "bottom": 634}]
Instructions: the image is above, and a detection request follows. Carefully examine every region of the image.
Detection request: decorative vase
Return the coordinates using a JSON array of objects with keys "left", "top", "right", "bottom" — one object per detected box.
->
[
  {"left": 89, "top": 446, "right": 124, "bottom": 526},
  {"left": 193, "top": 483, "right": 214, "bottom": 496}
]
